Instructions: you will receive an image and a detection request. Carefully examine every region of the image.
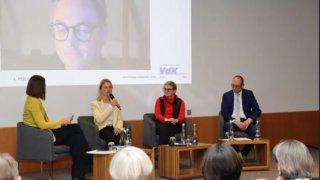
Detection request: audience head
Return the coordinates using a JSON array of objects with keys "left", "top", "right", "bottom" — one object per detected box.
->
[
  {"left": 109, "top": 146, "right": 153, "bottom": 180},
  {"left": 26, "top": 75, "right": 46, "bottom": 100},
  {"left": 96, "top": 78, "right": 113, "bottom": 101},
  {"left": 201, "top": 142, "right": 243, "bottom": 180},
  {"left": 0, "top": 153, "right": 21, "bottom": 180},
  {"left": 273, "top": 139, "right": 314, "bottom": 179},
  {"left": 163, "top": 81, "right": 177, "bottom": 98},
  {"left": 232, "top": 75, "right": 244, "bottom": 93}
]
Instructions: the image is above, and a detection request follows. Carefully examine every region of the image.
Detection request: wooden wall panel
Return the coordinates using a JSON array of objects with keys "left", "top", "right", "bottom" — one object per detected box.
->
[
  {"left": 260, "top": 111, "right": 319, "bottom": 148},
  {"left": 186, "top": 116, "right": 219, "bottom": 144},
  {"left": 127, "top": 120, "right": 144, "bottom": 148},
  {"left": 0, "top": 111, "right": 318, "bottom": 173}
]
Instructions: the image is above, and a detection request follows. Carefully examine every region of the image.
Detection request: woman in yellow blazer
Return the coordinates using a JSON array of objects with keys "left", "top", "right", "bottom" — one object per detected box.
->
[
  {"left": 23, "top": 75, "right": 91, "bottom": 180},
  {"left": 91, "top": 78, "right": 123, "bottom": 146}
]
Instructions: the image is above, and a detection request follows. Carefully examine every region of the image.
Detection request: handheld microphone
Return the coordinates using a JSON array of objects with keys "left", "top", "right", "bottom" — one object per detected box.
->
[{"left": 109, "top": 94, "right": 122, "bottom": 110}]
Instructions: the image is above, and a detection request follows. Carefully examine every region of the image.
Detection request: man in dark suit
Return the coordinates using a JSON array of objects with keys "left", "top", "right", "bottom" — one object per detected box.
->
[{"left": 221, "top": 75, "right": 261, "bottom": 160}]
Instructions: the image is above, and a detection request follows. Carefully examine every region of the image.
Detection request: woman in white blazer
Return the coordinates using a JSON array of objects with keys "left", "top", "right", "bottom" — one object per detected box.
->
[{"left": 91, "top": 78, "right": 123, "bottom": 145}]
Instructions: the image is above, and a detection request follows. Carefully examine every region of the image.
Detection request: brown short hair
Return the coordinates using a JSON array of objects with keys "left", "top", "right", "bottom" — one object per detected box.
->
[
  {"left": 201, "top": 143, "right": 243, "bottom": 180},
  {"left": 96, "top": 78, "right": 113, "bottom": 101},
  {"left": 0, "top": 153, "right": 19, "bottom": 180},
  {"left": 164, "top": 81, "right": 177, "bottom": 90},
  {"left": 26, "top": 75, "right": 46, "bottom": 100}
]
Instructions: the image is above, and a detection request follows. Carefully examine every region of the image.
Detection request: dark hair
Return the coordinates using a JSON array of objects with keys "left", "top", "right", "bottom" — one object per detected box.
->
[
  {"left": 233, "top": 75, "right": 244, "bottom": 85},
  {"left": 26, "top": 75, "right": 46, "bottom": 100},
  {"left": 201, "top": 143, "right": 243, "bottom": 180}
]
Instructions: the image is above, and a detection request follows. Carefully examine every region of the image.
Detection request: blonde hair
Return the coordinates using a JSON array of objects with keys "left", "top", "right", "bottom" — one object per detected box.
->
[
  {"left": 109, "top": 147, "right": 153, "bottom": 180},
  {"left": 273, "top": 139, "right": 314, "bottom": 178},
  {"left": 0, "top": 153, "right": 19, "bottom": 180},
  {"left": 96, "top": 78, "right": 113, "bottom": 101},
  {"left": 164, "top": 81, "right": 177, "bottom": 90}
]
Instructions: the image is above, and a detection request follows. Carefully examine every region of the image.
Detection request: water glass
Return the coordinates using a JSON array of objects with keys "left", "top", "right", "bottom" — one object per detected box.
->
[
  {"left": 108, "top": 142, "right": 115, "bottom": 151},
  {"left": 186, "top": 135, "right": 192, "bottom": 144},
  {"left": 169, "top": 137, "right": 176, "bottom": 146},
  {"left": 225, "top": 132, "right": 229, "bottom": 139}
]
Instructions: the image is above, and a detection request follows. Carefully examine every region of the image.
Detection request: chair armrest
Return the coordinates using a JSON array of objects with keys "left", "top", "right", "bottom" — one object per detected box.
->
[
  {"left": 143, "top": 113, "right": 157, "bottom": 148},
  {"left": 16, "top": 122, "right": 54, "bottom": 161},
  {"left": 78, "top": 116, "right": 99, "bottom": 150}
]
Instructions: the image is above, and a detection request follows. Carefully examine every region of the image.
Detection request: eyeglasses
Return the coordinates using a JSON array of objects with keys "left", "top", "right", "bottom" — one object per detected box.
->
[
  {"left": 163, "top": 88, "right": 173, "bottom": 92},
  {"left": 48, "top": 23, "right": 99, "bottom": 42},
  {"left": 231, "top": 84, "right": 242, "bottom": 89}
]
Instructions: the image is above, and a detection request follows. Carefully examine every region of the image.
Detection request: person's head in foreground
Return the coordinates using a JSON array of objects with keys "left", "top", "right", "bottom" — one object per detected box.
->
[
  {"left": 273, "top": 139, "right": 314, "bottom": 180},
  {"left": 49, "top": 0, "right": 107, "bottom": 70},
  {"left": 201, "top": 142, "right": 243, "bottom": 180},
  {"left": 109, "top": 146, "right": 153, "bottom": 180},
  {"left": 0, "top": 153, "right": 21, "bottom": 180}
]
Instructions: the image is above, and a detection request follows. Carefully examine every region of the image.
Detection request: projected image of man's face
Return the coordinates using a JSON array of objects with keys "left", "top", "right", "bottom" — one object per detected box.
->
[{"left": 52, "top": 0, "right": 106, "bottom": 70}]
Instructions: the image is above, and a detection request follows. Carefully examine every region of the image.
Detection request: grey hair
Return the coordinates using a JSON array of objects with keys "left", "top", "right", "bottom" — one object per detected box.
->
[
  {"left": 273, "top": 139, "right": 314, "bottom": 178},
  {"left": 49, "top": 0, "right": 107, "bottom": 24},
  {"left": 109, "top": 146, "right": 153, "bottom": 180},
  {"left": 0, "top": 153, "right": 19, "bottom": 180}
]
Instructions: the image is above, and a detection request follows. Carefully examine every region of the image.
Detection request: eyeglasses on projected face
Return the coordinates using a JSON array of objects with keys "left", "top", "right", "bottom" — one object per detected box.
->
[{"left": 48, "top": 23, "right": 99, "bottom": 42}]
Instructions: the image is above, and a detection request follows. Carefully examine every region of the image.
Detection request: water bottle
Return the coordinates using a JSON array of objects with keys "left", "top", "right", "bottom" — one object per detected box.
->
[
  {"left": 181, "top": 123, "right": 186, "bottom": 144},
  {"left": 119, "top": 129, "right": 125, "bottom": 146},
  {"left": 125, "top": 127, "right": 132, "bottom": 146},
  {"left": 192, "top": 122, "right": 198, "bottom": 145},
  {"left": 229, "top": 120, "right": 234, "bottom": 140},
  {"left": 254, "top": 119, "right": 261, "bottom": 140}
]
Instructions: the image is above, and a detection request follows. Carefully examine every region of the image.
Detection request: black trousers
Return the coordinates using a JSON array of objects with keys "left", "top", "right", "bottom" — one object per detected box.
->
[
  {"left": 156, "top": 121, "right": 182, "bottom": 145},
  {"left": 52, "top": 124, "right": 92, "bottom": 178},
  {"left": 99, "top": 126, "right": 120, "bottom": 146}
]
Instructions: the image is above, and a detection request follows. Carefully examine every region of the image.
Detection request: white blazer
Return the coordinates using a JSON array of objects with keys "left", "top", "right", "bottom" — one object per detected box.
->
[{"left": 91, "top": 99, "right": 123, "bottom": 131}]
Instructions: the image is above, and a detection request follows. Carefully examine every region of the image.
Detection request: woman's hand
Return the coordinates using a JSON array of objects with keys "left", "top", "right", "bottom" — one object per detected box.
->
[
  {"left": 170, "top": 118, "right": 178, "bottom": 124},
  {"left": 61, "top": 117, "right": 72, "bottom": 125},
  {"left": 110, "top": 98, "right": 118, "bottom": 107},
  {"left": 114, "top": 128, "right": 121, "bottom": 135},
  {"left": 164, "top": 118, "right": 172, "bottom": 122}
]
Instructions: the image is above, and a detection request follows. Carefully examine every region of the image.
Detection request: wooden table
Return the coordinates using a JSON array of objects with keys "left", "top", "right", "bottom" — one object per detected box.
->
[
  {"left": 218, "top": 139, "right": 270, "bottom": 170},
  {"left": 158, "top": 143, "right": 213, "bottom": 180},
  {"left": 91, "top": 148, "right": 155, "bottom": 180}
]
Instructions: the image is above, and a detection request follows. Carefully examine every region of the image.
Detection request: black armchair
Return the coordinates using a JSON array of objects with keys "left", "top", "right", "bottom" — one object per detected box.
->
[
  {"left": 78, "top": 116, "right": 132, "bottom": 150},
  {"left": 16, "top": 122, "right": 71, "bottom": 179},
  {"left": 142, "top": 113, "right": 191, "bottom": 149}
]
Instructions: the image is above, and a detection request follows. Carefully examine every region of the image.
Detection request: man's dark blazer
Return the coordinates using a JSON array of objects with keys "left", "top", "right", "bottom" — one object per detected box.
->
[{"left": 221, "top": 88, "right": 261, "bottom": 123}]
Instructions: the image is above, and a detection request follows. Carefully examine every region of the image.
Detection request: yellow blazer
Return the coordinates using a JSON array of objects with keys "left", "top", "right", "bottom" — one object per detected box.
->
[
  {"left": 23, "top": 96, "right": 61, "bottom": 142},
  {"left": 91, "top": 99, "right": 123, "bottom": 131}
]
